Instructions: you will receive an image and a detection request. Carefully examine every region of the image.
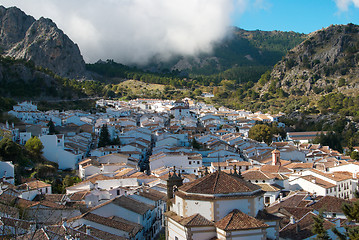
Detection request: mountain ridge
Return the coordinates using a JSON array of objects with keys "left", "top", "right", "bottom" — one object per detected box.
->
[
  {"left": 0, "top": 5, "right": 86, "bottom": 78},
  {"left": 261, "top": 23, "right": 359, "bottom": 97}
]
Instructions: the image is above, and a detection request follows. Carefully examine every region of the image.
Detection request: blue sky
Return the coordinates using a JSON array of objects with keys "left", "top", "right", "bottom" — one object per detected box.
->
[{"left": 231, "top": 0, "right": 359, "bottom": 33}]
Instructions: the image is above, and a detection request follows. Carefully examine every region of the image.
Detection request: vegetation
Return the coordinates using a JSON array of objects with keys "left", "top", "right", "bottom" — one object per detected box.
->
[
  {"left": 332, "top": 200, "right": 359, "bottom": 239},
  {"left": 312, "top": 209, "right": 330, "bottom": 240},
  {"left": 47, "top": 119, "right": 56, "bottom": 135},
  {"left": 98, "top": 124, "right": 111, "bottom": 147},
  {"left": 25, "top": 136, "right": 44, "bottom": 158},
  {"left": 248, "top": 124, "right": 273, "bottom": 145}
]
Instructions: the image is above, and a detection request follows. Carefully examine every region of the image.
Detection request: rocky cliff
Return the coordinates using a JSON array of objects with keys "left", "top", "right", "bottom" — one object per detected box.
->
[
  {"left": 0, "top": 6, "right": 86, "bottom": 78},
  {"left": 263, "top": 24, "right": 359, "bottom": 96}
]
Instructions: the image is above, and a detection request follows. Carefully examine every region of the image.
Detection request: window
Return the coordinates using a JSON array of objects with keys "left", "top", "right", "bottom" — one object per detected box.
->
[
  {"left": 189, "top": 161, "right": 192, "bottom": 165},
  {"left": 265, "top": 197, "right": 270, "bottom": 204},
  {"left": 197, "top": 161, "right": 200, "bottom": 164},
  {"left": 117, "top": 190, "right": 120, "bottom": 195}
]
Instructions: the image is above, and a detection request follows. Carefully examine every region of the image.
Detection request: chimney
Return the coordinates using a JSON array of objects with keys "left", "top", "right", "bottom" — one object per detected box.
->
[
  {"left": 272, "top": 149, "right": 281, "bottom": 166},
  {"left": 290, "top": 216, "right": 295, "bottom": 224},
  {"left": 86, "top": 225, "right": 91, "bottom": 235}
]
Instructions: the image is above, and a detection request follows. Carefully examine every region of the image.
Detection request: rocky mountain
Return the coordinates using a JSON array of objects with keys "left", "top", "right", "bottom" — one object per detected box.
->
[
  {"left": 0, "top": 6, "right": 86, "bottom": 78},
  {"left": 263, "top": 24, "right": 359, "bottom": 96}
]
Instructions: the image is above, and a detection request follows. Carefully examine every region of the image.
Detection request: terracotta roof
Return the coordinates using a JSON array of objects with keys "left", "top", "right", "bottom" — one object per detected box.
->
[
  {"left": 70, "top": 212, "right": 143, "bottom": 235},
  {"left": 68, "top": 191, "right": 90, "bottom": 201},
  {"left": 33, "top": 194, "right": 66, "bottom": 202},
  {"left": 135, "top": 188, "right": 167, "bottom": 202},
  {"left": 309, "top": 169, "right": 353, "bottom": 182},
  {"left": 278, "top": 207, "right": 312, "bottom": 220},
  {"left": 279, "top": 212, "right": 334, "bottom": 240},
  {"left": 215, "top": 209, "right": 268, "bottom": 231},
  {"left": 179, "top": 171, "right": 261, "bottom": 195},
  {"left": 91, "top": 195, "right": 154, "bottom": 215},
  {"left": 17, "top": 180, "right": 51, "bottom": 191},
  {"left": 165, "top": 211, "right": 215, "bottom": 227},
  {"left": 256, "top": 210, "right": 282, "bottom": 221},
  {"left": 260, "top": 165, "right": 292, "bottom": 174},
  {"left": 301, "top": 175, "right": 336, "bottom": 189},
  {"left": 256, "top": 183, "right": 283, "bottom": 192},
  {"left": 242, "top": 170, "right": 275, "bottom": 180},
  {"left": 267, "top": 193, "right": 310, "bottom": 214},
  {"left": 285, "top": 162, "right": 313, "bottom": 170},
  {"left": 76, "top": 225, "right": 127, "bottom": 240},
  {"left": 309, "top": 196, "right": 351, "bottom": 213}
]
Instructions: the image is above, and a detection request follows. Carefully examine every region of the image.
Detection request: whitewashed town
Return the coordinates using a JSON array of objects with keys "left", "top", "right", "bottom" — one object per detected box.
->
[{"left": 0, "top": 98, "right": 358, "bottom": 239}]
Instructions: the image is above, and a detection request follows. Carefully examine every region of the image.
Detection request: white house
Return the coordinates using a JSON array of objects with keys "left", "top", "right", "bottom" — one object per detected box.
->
[
  {"left": 17, "top": 180, "right": 52, "bottom": 201},
  {"left": 40, "top": 134, "right": 82, "bottom": 170},
  {"left": 149, "top": 152, "right": 202, "bottom": 175},
  {"left": 290, "top": 169, "right": 356, "bottom": 199}
]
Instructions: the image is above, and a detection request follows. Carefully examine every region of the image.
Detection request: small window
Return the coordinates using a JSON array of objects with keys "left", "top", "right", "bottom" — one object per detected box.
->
[
  {"left": 189, "top": 161, "right": 191, "bottom": 165},
  {"left": 117, "top": 190, "right": 120, "bottom": 195},
  {"left": 197, "top": 161, "right": 200, "bottom": 164}
]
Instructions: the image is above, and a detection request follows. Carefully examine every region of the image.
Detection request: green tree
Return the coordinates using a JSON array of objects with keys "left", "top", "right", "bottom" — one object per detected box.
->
[
  {"left": 47, "top": 119, "right": 56, "bottom": 135},
  {"left": 98, "top": 124, "right": 111, "bottom": 147},
  {"left": 351, "top": 151, "right": 359, "bottom": 160},
  {"left": 63, "top": 175, "right": 81, "bottom": 188},
  {"left": 314, "top": 131, "right": 343, "bottom": 153},
  {"left": 25, "top": 136, "right": 44, "bottom": 157},
  {"left": 0, "top": 137, "right": 22, "bottom": 161},
  {"left": 333, "top": 201, "right": 359, "bottom": 239},
  {"left": 35, "top": 164, "right": 56, "bottom": 179},
  {"left": 312, "top": 209, "right": 330, "bottom": 240},
  {"left": 248, "top": 124, "right": 273, "bottom": 145}
]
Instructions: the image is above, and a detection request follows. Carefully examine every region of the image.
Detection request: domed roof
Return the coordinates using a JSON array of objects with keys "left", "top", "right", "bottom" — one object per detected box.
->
[{"left": 179, "top": 171, "right": 261, "bottom": 195}]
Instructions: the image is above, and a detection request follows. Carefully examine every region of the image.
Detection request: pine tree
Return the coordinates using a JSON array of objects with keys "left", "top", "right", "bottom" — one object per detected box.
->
[
  {"left": 47, "top": 119, "right": 56, "bottom": 135},
  {"left": 333, "top": 201, "right": 359, "bottom": 239},
  {"left": 98, "top": 124, "right": 110, "bottom": 147},
  {"left": 312, "top": 209, "right": 330, "bottom": 240}
]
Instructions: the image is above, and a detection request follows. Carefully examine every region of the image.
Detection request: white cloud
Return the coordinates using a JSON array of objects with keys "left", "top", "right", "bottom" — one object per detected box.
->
[
  {"left": 335, "top": 0, "right": 359, "bottom": 11},
  {"left": 2, "top": 0, "right": 235, "bottom": 64}
]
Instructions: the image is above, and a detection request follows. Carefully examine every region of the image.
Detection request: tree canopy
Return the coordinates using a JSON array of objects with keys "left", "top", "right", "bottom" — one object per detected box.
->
[
  {"left": 98, "top": 124, "right": 111, "bottom": 147},
  {"left": 25, "top": 136, "right": 44, "bottom": 158},
  {"left": 47, "top": 119, "right": 56, "bottom": 135},
  {"left": 248, "top": 124, "right": 273, "bottom": 145}
]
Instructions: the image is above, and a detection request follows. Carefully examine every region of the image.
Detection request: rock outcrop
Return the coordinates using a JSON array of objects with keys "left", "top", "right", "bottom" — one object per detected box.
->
[
  {"left": 264, "top": 24, "right": 359, "bottom": 96},
  {"left": 0, "top": 6, "right": 86, "bottom": 78}
]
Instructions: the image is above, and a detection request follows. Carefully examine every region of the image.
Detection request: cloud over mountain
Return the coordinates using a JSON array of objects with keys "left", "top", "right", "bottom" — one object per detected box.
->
[{"left": 2, "top": 0, "right": 236, "bottom": 64}]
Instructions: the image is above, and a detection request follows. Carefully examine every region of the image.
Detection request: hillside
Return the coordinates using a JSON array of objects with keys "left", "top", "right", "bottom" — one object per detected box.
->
[
  {"left": 140, "top": 27, "right": 306, "bottom": 77},
  {"left": 262, "top": 24, "right": 359, "bottom": 97},
  {"left": 0, "top": 6, "right": 86, "bottom": 78}
]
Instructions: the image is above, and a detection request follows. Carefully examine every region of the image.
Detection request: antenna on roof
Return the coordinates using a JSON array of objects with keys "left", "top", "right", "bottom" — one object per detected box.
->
[{"left": 217, "top": 154, "right": 221, "bottom": 172}]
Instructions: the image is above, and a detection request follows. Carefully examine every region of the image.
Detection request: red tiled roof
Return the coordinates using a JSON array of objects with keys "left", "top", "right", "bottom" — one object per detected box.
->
[
  {"left": 179, "top": 171, "right": 260, "bottom": 195},
  {"left": 215, "top": 209, "right": 268, "bottom": 231}
]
